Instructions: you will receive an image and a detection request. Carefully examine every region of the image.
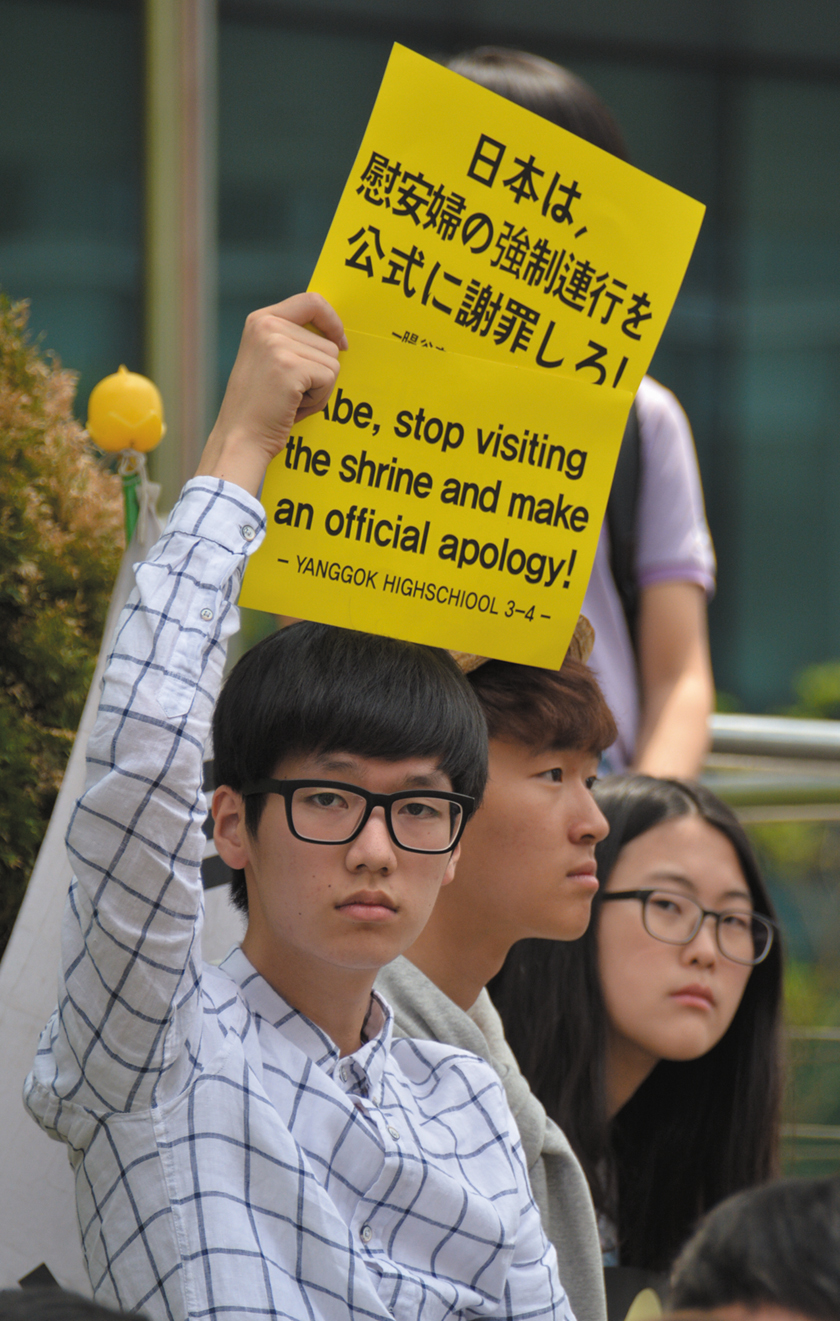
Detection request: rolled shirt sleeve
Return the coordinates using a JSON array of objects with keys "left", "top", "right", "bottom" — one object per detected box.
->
[{"left": 30, "top": 479, "right": 266, "bottom": 1116}]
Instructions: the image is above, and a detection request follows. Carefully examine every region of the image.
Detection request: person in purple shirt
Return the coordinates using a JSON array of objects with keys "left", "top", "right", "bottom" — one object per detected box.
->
[{"left": 584, "top": 376, "right": 716, "bottom": 773}]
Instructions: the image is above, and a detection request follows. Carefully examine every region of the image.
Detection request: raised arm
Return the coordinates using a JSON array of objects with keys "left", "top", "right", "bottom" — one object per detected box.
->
[{"left": 28, "top": 295, "right": 344, "bottom": 1117}]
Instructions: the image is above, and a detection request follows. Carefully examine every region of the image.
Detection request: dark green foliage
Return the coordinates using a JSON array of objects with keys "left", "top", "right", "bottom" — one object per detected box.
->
[
  {"left": 0, "top": 295, "right": 122, "bottom": 956},
  {"left": 788, "top": 661, "right": 840, "bottom": 720}
]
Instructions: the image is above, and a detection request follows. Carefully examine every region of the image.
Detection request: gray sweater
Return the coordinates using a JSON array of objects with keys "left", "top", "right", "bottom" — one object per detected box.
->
[{"left": 376, "top": 957, "right": 606, "bottom": 1321}]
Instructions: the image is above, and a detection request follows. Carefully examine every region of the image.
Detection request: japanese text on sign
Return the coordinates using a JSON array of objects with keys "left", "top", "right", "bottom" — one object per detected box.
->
[{"left": 311, "top": 44, "right": 704, "bottom": 395}]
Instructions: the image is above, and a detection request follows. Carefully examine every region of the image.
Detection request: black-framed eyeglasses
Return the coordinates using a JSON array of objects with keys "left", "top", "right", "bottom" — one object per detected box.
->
[
  {"left": 600, "top": 889, "right": 777, "bottom": 966},
  {"left": 239, "top": 779, "right": 473, "bottom": 855}
]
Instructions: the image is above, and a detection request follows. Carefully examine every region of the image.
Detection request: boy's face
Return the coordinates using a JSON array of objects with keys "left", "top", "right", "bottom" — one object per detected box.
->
[
  {"left": 214, "top": 750, "right": 460, "bottom": 991},
  {"left": 452, "top": 739, "right": 608, "bottom": 944}
]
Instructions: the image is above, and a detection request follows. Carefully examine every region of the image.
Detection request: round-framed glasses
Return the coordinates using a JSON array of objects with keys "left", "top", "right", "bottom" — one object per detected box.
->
[
  {"left": 239, "top": 778, "right": 473, "bottom": 855},
  {"left": 599, "top": 888, "right": 777, "bottom": 966}
]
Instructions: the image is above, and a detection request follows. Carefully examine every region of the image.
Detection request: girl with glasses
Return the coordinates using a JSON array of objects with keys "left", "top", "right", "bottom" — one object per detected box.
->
[{"left": 490, "top": 776, "right": 784, "bottom": 1275}]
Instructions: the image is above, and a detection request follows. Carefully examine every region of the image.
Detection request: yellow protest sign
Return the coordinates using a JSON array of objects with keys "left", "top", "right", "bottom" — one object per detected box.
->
[
  {"left": 311, "top": 44, "right": 705, "bottom": 396},
  {"left": 240, "top": 331, "right": 632, "bottom": 667}
]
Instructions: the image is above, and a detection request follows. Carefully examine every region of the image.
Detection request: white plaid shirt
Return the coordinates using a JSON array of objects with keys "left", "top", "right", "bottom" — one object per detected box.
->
[{"left": 25, "top": 480, "right": 571, "bottom": 1321}]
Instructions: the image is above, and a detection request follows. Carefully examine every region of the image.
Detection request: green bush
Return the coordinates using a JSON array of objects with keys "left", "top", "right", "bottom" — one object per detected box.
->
[
  {"left": 787, "top": 661, "right": 840, "bottom": 720},
  {"left": 0, "top": 295, "right": 122, "bottom": 957}
]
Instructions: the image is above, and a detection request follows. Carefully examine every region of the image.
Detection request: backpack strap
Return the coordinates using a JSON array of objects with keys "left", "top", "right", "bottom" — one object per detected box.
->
[{"left": 606, "top": 401, "right": 642, "bottom": 646}]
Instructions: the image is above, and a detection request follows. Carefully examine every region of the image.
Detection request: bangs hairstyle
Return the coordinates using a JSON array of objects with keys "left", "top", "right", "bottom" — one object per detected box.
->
[
  {"left": 213, "top": 622, "right": 488, "bottom": 911},
  {"left": 448, "top": 47, "right": 629, "bottom": 162},
  {"left": 592, "top": 776, "right": 773, "bottom": 902},
  {"left": 669, "top": 1176, "right": 840, "bottom": 1319},
  {"left": 466, "top": 655, "right": 617, "bottom": 755}
]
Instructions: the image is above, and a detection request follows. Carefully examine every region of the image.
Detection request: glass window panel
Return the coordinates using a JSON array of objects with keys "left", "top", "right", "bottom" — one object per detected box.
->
[{"left": 0, "top": 0, "right": 143, "bottom": 415}]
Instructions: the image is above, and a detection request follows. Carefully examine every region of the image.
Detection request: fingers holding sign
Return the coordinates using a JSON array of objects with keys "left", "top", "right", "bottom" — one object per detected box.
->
[{"left": 197, "top": 292, "right": 348, "bottom": 497}]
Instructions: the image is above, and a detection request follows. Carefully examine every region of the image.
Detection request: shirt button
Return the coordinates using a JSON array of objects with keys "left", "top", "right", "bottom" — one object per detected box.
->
[
  {"left": 241, "top": 524, "right": 256, "bottom": 542},
  {"left": 360, "top": 1223, "right": 373, "bottom": 1244},
  {"left": 200, "top": 607, "right": 214, "bottom": 621},
  {"left": 340, "top": 1066, "right": 349, "bottom": 1083},
  {"left": 387, "top": 1126, "right": 400, "bottom": 1141}
]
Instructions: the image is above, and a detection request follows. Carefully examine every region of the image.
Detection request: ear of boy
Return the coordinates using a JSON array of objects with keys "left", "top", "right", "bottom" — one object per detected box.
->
[
  {"left": 212, "top": 786, "right": 247, "bottom": 869},
  {"left": 212, "top": 785, "right": 252, "bottom": 871}
]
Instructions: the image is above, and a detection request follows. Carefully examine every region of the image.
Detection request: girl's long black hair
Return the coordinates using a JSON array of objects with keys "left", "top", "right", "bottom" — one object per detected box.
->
[{"left": 489, "top": 776, "right": 784, "bottom": 1272}]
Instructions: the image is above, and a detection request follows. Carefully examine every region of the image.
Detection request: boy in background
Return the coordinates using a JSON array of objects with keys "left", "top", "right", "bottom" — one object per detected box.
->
[{"left": 378, "top": 638, "right": 617, "bottom": 1321}]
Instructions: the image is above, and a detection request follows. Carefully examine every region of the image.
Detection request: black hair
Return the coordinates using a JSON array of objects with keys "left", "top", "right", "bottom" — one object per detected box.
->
[
  {"left": 0, "top": 1289, "right": 135, "bottom": 1319},
  {"left": 448, "top": 47, "right": 629, "bottom": 161},
  {"left": 466, "top": 654, "right": 617, "bottom": 756},
  {"left": 213, "top": 621, "right": 488, "bottom": 911},
  {"left": 668, "top": 1177, "right": 840, "bottom": 1319},
  {"left": 490, "top": 775, "right": 784, "bottom": 1272}
]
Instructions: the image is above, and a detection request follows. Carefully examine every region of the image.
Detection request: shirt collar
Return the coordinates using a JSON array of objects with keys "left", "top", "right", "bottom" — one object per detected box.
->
[{"left": 220, "top": 946, "right": 393, "bottom": 1103}]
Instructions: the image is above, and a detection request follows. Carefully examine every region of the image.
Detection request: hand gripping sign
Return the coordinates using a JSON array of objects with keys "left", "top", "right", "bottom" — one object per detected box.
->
[
  {"left": 240, "top": 330, "right": 631, "bottom": 667},
  {"left": 241, "top": 45, "right": 705, "bottom": 666}
]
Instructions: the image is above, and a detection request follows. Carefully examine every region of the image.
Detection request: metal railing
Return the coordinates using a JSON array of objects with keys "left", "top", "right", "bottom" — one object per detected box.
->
[
  {"left": 706, "top": 713, "right": 840, "bottom": 822},
  {"left": 710, "top": 713, "right": 840, "bottom": 760},
  {"left": 705, "top": 713, "right": 840, "bottom": 1173}
]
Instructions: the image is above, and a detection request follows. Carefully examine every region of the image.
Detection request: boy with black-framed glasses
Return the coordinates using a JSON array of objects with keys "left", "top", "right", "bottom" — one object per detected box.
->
[{"left": 25, "top": 294, "right": 571, "bottom": 1321}]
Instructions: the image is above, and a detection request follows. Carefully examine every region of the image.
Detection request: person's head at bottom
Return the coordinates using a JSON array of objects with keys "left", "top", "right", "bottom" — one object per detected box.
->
[
  {"left": 448, "top": 45, "right": 630, "bottom": 162},
  {"left": 211, "top": 620, "right": 488, "bottom": 1053},
  {"left": 491, "top": 775, "right": 784, "bottom": 1270},
  {"left": 666, "top": 1175, "right": 840, "bottom": 1321},
  {"left": 0, "top": 1290, "right": 135, "bottom": 1319},
  {"left": 400, "top": 625, "right": 617, "bottom": 1009}
]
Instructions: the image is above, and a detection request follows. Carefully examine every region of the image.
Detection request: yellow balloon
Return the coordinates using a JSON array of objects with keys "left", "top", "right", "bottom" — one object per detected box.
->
[
  {"left": 87, "top": 365, "right": 166, "bottom": 453},
  {"left": 624, "top": 1290, "right": 662, "bottom": 1321}
]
